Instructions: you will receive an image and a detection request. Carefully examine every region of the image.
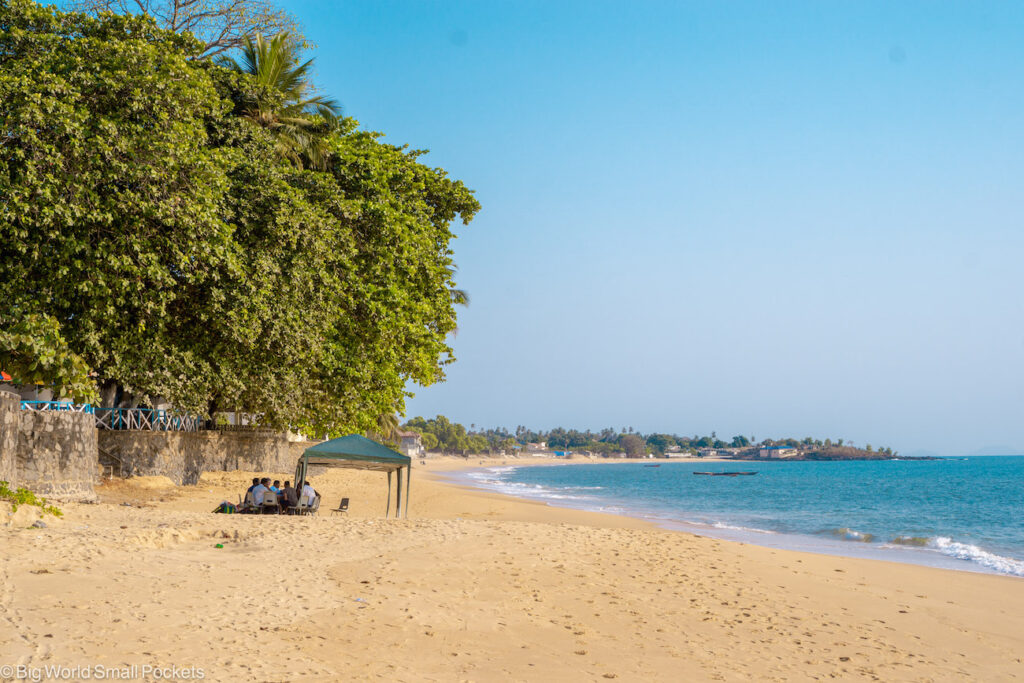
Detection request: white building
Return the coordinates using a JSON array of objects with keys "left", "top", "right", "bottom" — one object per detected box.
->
[
  {"left": 396, "top": 430, "right": 424, "bottom": 457},
  {"left": 759, "top": 446, "right": 798, "bottom": 459}
]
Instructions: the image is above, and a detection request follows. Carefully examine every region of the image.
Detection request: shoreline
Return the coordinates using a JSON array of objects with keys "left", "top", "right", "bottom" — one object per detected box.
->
[
  {"left": 423, "top": 456, "right": 1024, "bottom": 581},
  {"left": 431, "top": 457, "right": 1024, "bottom": 579},
  {"left": 2, "top": 459, "right": 1022, "bottom": 680}
]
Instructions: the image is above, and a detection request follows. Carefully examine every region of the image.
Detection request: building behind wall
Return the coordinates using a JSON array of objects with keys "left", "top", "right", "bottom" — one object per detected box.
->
[{"left": 396, "top": 430, "right": 424, "bottom": 457}]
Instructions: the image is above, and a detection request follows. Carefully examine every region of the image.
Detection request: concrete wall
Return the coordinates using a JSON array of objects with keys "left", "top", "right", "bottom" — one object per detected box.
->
[
  {"left": 98, "top": 430, "right": 298, "bottom": 485},
  {"left": 0, "top": 392, "right": 98, "bottom": 501}
]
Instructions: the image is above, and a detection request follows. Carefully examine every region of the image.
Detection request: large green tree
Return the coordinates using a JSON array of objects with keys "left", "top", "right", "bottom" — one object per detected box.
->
[
  {"left": 1, "top": 1, "right": 235, "bottom": 410},
  {"left": 0, "top": 1, "right": 479, "bottom": 435}
]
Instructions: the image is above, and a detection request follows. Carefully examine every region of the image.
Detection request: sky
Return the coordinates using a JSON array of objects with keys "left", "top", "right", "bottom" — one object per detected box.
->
[{"left": 290, "top": 0, "right": 1024, "bottom": 455}]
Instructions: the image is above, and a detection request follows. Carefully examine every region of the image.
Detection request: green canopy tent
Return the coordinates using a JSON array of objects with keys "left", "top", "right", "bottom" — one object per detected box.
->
[{"left": 296, "top": 435, "right": 412, "bottom": 518}]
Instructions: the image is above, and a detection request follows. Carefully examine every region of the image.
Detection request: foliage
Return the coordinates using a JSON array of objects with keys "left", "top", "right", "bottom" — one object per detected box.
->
[
  {"left": 618, "top": 433, "right": 646, "bottom": 457},
  {"left": 644, "top": 433, "right": 677, "bottom": 455},
  {"left": 0, "top": 314, "right": 99, "bottom": 403},
  {"left": 70, "top": 0, "right": 302, "bottom": 58},
  {"left": 1, "top": 1, "right": 478, "bottom": 436},
  {"left": 404, "top": 415, "right": 471, "bottom": 453},
  {"left": 0, "top": 481, "right": 63, "bottom": 517},
  {"left": 404, "top": 415, "right": 899, "bottom": 460},
  {"left": 419, "top": 431, "right": 439, "bottom": 450},
  {"left": 1, "top": 0, "right": 233, "bottom": 413},
  {"left": 219, "top": 32, "right": 340, "bottom": 169}
]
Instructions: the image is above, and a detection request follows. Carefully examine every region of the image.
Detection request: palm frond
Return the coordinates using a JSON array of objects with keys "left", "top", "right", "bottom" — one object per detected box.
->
[{"left": 226, "top": 32, "right": 341, "bottom": 169}]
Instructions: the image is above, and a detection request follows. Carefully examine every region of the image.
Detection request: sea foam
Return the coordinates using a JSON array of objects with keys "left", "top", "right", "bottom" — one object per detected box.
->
[{"left": 928, "top": 537, "right": 1024, "bottom": 577}]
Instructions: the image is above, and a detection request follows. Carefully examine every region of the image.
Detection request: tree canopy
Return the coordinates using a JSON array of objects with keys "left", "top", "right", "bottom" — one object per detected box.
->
[
  {"left": 0, "top": 0, "right": 479, "bottom": 435},
  {"left": 70, "top": 0, "right": 302, "bottom": 58}
]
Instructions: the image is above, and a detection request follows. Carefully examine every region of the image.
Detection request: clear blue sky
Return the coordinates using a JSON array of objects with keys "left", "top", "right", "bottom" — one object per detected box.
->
[{"left": 291, "top": 0, "right": 1024, "bottom": 455}]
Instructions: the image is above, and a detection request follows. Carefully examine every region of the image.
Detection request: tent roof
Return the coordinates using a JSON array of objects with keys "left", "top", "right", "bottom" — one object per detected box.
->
[{"left": 302, "top": 434, "right": 410, "bottom": 472}]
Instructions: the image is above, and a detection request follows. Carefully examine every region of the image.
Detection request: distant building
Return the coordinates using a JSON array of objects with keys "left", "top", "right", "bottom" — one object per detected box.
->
[
  {"left": 396, "top": 430, "right": 424, "bottom": 457},
  {"left": 760, "top": 446, "right": 798, "bottom": 459},
  {"left": 697, "top": 448, "right": 717, "bottom": 458},
  {"left": 525, "top": 442, "right": 547, "bottom": 452}
]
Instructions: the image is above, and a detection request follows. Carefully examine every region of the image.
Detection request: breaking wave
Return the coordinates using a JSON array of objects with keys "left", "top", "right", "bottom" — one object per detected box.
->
[
  {"left": 710, "top": 521, "right": 777, "bottom": 534},
  {"left": 928, "top": 537, "right": 1024, "bottom": 577},
  {"left": 462, "top": 467, "right": 603, "bottom": 502},
  {"left": 889, "top": 535, "right": 931, "bottom": 547},
  {"left": 819, "top": 527, "right": 876, "bottom": 543}
]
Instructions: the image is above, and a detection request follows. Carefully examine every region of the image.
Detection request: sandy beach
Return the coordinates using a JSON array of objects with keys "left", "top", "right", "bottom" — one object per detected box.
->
[{"left": 2, "top": 457, "right": 1023, "bottom": 682}]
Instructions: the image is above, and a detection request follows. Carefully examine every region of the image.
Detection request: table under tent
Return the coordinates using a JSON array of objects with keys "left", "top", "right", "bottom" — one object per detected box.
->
[{"left": 295, "top": 435, "right": 412, "bottom": 518}]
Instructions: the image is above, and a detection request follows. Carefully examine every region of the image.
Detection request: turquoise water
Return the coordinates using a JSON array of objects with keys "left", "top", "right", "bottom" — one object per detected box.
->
[{"left": 453, "top": 457, "right": 1024, "bottom": 577}]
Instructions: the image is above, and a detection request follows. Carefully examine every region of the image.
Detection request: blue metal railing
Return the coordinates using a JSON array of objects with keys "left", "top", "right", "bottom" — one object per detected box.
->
[
  {"left": 19, "top": 401, "right": 95, "bottom": 414},
  {"left": 93, "top": 408, "right": 201, "bottom": 432},
  {"left": 19, "top": 401, "right": 199, "bottom": 431}
]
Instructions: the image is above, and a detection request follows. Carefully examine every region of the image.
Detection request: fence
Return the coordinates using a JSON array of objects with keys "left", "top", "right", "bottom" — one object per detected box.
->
[
  {"left": 20, "top": 401, "right": 94, "bottom": 414},
  {"left": 19, "top": 402, "right": 201, "bottom": 432},
  {"left": 93, "top": 408, "right": 201, "bottom": 432},
  {"left": 212, "top": 424, "right": 277, "bottom": 434}
]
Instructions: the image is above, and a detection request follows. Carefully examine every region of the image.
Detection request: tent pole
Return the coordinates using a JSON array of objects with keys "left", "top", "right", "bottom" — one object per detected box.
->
[
  {"left": 386, "top": 470, "right": 392, "bottom": 518},
  {"left": 404, "top": 464, "right": 410, "bottom": 519},
  {"left": 396, "top": 467, "right": 403, "bottom": 519}
]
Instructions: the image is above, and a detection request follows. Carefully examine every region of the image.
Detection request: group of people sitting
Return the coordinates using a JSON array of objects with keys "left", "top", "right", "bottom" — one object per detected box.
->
[{"left": 244, "top": 477, "right": 320, "bottom": 514}]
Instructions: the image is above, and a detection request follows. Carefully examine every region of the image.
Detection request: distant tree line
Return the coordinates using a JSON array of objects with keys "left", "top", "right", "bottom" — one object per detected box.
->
[{"left": 403, "top": 416, "right": 896, "bottom": 457}]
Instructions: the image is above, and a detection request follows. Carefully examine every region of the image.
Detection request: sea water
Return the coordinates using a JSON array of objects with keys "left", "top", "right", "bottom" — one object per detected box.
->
[{"left": 450, "top": 456, "right": 1024, "bottom": 577}]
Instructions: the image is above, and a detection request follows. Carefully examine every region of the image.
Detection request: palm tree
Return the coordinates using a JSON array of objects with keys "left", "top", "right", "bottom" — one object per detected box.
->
[
  {"left": 373, "top": 412, "right": 401, "bottom": 443},
  {"left": 447, "top": 265, "right": 470, "bottom": 307},
  {"left": 369, "top": 412, "right": 406, "bottom": 450},
  {"left": 446, "top": 264, "right": 470, "bottom": 337},
  {"left": 222, "top": 33, "right": 341, "bottom": 169}
]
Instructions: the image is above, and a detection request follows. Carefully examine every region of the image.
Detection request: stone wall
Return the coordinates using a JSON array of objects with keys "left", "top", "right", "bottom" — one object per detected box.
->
[
  {"left": 0, "top": 392, "right": 305, "bottom": 496},
  {"left": 12, "top": 402, "right": 98, "bottom": 501},
  {"left": 98, "top": 430, "right": 297, "bottom": 485},
  {"left": 0, "top": 392, "right": 19, "bottom": 487}
]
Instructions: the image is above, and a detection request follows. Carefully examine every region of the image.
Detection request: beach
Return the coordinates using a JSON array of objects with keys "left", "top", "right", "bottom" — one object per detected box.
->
[{"left": 2, "top": 457, "right": 1023, "bottom": 681}]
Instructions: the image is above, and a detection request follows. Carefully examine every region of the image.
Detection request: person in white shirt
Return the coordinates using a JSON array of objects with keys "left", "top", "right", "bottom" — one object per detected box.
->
[
  {"left": 301, "top": 480, "right": 316, "bottom": 506},
  {"left": 252, "top": 478, "right": 270, "bottom": 506}
]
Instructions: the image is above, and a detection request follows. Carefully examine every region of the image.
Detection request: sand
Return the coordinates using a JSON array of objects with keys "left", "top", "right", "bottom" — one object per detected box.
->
[{"left": 1, "top": 456, "right": 1022, "bottom": 681}]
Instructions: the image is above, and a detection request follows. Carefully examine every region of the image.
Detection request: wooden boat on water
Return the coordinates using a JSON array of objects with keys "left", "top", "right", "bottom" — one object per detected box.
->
[
  {"left": 693, "top": 471, "right": 757, "bottom": 477},
  {"left": 643, "top": 464, "right": 661, "bottom": 468}
]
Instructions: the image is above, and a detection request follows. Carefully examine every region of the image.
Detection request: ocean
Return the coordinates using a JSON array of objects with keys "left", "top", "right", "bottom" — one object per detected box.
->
[{"left": 450, "top": 456, "right": 1024, "bottom": 577}]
